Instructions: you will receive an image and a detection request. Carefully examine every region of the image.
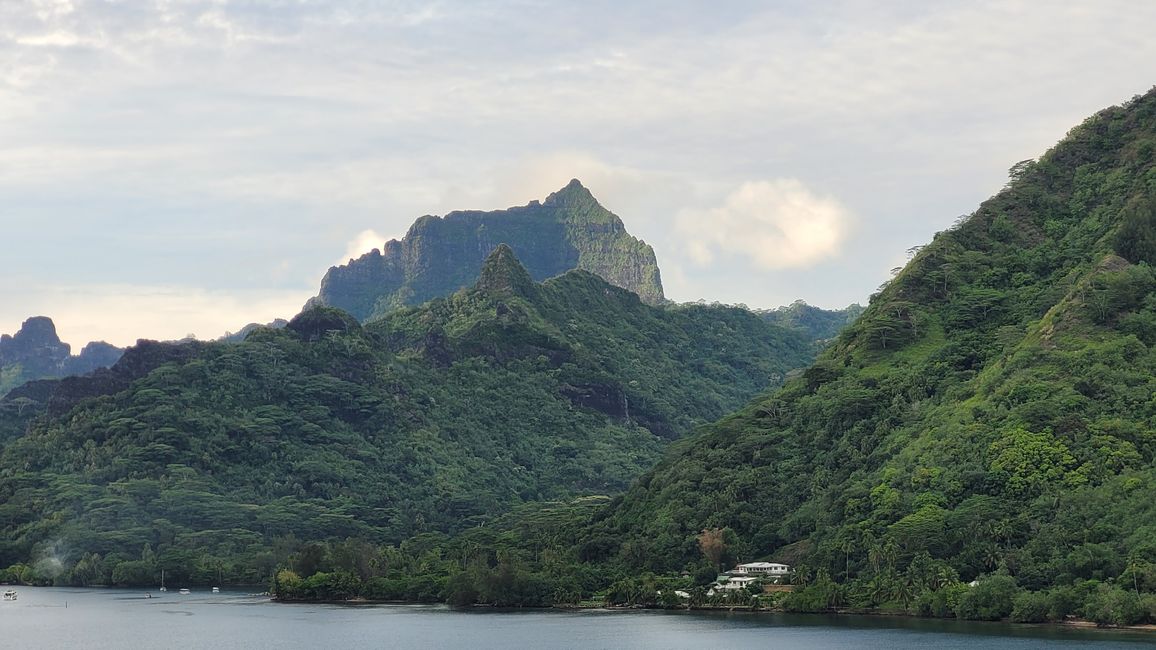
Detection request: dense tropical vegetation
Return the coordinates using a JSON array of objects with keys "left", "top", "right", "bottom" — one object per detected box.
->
[
  {"left": 758, "top": 301, "right": 865, "bottom": 341},
  {"left": 3, "top": 86, "right": 1156, "bottom": 630},
  {"left": 0, "top": 245, "right": 811, "bottom": 588},
  {"left": 270, "top": 88, "right": 1156, "bottom": 626}
]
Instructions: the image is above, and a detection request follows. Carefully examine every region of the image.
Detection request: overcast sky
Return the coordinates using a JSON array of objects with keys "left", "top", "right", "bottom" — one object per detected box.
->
[{"left": 2, "top": 0, "right": 1154, "bottom": 347}]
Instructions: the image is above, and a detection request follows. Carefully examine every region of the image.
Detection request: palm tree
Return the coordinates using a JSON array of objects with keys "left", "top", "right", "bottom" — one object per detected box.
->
[
  {"left": 934, "top": 565, "right": 958, "bottom": 590},
  {"left": 792, "top": 564, "right": 812, "bottom": 587},
  {"left": 838, "top": 534, "right": 856, "bottom": 581},
  {"left": 1127, "top": 554, "right": 1145, "bottom": 596},
  {"left": 891, "top": 576, "right": 915, "bottom": 611},
  {"left": 867, "top": 576, "right": 891, "bottom": 606}
]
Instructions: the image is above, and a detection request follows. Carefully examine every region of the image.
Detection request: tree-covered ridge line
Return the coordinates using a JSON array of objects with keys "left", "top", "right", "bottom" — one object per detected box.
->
[
  {"left": 308, "top": 179, "right": 665, "bottom": 321},
  {"left": 756, "top": 301, "right": 865, "bottom": 342},
  {"left": 0, "top": 246, "right": 815, "bottom": 587}
]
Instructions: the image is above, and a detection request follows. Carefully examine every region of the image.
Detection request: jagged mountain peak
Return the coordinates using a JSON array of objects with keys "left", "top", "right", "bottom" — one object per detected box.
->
[
  {"left": 2, "top": 316, "right": 64, "bottom": 348},
  {"left": 543, "top": 178, "right": 595, "bottom": 207},
  {"left": 0, "top": 316, "right": 125, "bottom": 396},
  {"left": 475, "top": 244, "right": 536, "bottom": 298},
  {"left": 308, "top": 183, "right": 664, "bottom": 321}
]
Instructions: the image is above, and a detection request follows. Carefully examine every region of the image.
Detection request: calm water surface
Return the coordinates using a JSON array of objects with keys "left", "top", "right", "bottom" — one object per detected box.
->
[{"left": 1, "top": 587, "right": 1154, "bottom": 649}]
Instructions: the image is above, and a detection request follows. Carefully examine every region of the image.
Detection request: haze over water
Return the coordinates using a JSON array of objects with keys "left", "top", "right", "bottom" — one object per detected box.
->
[{"left": 2, "top": 587, "right": 1152, "bottom": 649}]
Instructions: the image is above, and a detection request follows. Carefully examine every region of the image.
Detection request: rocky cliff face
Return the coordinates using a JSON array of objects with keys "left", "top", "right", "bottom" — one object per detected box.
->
[
  {"left": 0, "top": 317, "right": 124, "bottom": 396},
  {"left": 0, "top": 317, "right": 71, "bottom": 379},
  {"left": 308, "top": 179, "right": 665, "bottom": 321}
]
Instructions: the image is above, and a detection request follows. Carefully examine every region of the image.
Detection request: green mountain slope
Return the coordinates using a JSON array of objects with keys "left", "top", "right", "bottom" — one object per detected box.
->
[
  {"left": 758, "top": 301, "right": 865, "bottom": 341},
  {"left": 308, "top": 180, "right": 665, "bottom": 321},
  {"left": 582, "top": 89, "right": 1156, "bottom": 601},
  {"left": 0, "top": 246, "right": 811, "bottom": 585}
]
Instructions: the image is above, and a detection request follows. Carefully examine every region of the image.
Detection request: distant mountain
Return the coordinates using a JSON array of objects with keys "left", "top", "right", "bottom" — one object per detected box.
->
[
  {"left": 308, "top": 179, "right": 665, "bottom": 321},
  {"left": 758, "top": 301, "right": 865, "bottom": 341},
  {"left": 0, "top": 317, "right": 124, "bottom": 396},
  {"left": 218, "top": 318, "right": 289, "bottom": 343},
  {"left": 0, "top": 246, "right": 813, "bottom": 584}
]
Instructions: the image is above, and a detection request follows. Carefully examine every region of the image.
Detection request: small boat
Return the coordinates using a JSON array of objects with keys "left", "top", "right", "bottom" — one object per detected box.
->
[
  {"left": 179, "top": 588, "right": 191, "bottom": 595},
  {"left": 2, "top": 589, "right": 16, "bottom": 601},
  {"left": 212, "top": 587, "right": 220, "bottom": 593},
  {"left": 160, "top": 569, "right": 167, "bottom": 592}
]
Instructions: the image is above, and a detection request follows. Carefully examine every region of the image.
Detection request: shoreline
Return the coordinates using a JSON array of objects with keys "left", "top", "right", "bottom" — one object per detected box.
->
[{"left": 271, "top": 596, "right": 1156, "bottom": 633}]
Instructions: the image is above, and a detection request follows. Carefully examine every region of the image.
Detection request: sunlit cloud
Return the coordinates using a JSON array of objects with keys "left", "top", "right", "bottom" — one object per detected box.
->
[
  {"left": 677, "top": 180, "right": 852, "bottom": 271},
  {"left": 337, "top": 229, "right": 390, "bottom": 266}
]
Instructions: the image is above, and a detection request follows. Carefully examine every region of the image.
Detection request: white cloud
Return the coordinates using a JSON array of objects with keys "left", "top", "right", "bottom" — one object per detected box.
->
[
  {"left": 337, "top": 229, "right": 390, "bottom": 266},
  {"left": 3, "top": 0, "right": 1156, "bottom": 342},
  {"left": 15, "top": 30, "right": 82, "bottom": 47},
  {"left": 677, "top": 180, "right": 852, "bottom": 271}
]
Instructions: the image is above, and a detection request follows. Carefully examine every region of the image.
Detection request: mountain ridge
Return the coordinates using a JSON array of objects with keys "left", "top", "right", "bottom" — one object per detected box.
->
[
  {"left": 0, "top": 248, "right": 814, "bottom": 585},
  {"left": 307, "top": 180, "right": 664, "bottom": 321},
  {"left": 0, "top": 316, "right": 124, "bottom": 397}
]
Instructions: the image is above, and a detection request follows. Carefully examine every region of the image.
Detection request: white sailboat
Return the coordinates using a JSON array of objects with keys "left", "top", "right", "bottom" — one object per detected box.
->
[{"left": 159, "top": 569, "right": 167, "bottom": 592}]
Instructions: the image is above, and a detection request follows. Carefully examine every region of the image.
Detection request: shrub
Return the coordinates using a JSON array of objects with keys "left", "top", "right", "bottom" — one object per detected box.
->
[
  {"left": 1010, "top": 591, "right": 1050, "bottom": 623},
  {"left": 1083, "top": 585, "right": 1147, "bottom": 626},
  {"left": 956, "top": 575, "right": 1019, "bottom": 621}
]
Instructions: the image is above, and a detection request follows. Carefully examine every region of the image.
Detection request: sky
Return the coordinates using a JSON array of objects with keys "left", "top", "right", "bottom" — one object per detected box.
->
[{"left": 2, "top": 0, "right": 1155, "bottom": 348}]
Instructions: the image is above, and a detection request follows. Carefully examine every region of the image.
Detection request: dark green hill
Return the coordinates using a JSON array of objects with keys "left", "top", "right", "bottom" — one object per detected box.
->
[
  {"left": 0, "top": 247, "right": 811, "bottom": 585},
  {"left": 585, "top": 89, "right": 1156, "bottom": 604},
  {"left": 308, "top": 180, "right": 665, "bottom": 321},
  {"left": 198, "top": 90, "right": 1156, "bottom": 619}
]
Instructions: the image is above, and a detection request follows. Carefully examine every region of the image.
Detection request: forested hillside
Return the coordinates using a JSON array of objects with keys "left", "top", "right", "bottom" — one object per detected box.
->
[
  {"left": 758, "top": 301, "right": 865, "bottom": 341},
  {"left": 0, "top": 246, "right": 811, "bottom": 586},
  {"left": 580, "top": 88, "right": 1156, "bottom": 621},
  {"left": 262, "top": 89, "right": 1156, "bottom": 621}
]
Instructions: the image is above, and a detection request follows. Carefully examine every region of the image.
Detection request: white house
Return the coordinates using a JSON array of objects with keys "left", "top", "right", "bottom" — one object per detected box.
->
[
  {"left": 706, "top": 576, "right": 759, "bottom": 597},
  {"left": 732, "top": 562, "right": 791, "bottom": 576}
]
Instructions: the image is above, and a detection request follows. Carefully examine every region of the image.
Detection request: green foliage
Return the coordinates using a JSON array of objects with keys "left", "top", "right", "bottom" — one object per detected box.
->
[
  {"left": 955, "top": 576, "right": 1019, "bottom": 621},
  {"left": 0, "top": 255, "right": 813, "bottom": 586},
  {"left": 782, "top": 572, "right": 845, "bottom": 613},
  {"left": 561, "top": 87, "right": 1156, "bottom": 616},
  {"left": 1083, "top": 583, "right": 1148, "bottom": 626},
  {"left": 987, "top": 428, "right": 1076, "bottom": 497},
  {"left": 758, "top": 301, "right": 864, "bottom": 341},
  {"left": 1009, "top": 590, "right": 1051, "bottom": 622}
]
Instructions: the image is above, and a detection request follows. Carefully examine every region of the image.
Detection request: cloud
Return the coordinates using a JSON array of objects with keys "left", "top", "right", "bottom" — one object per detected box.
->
[
  {"left": 677, "top": 180, "right": 852, "bottom": 271},
  {"left": 3, "top": 0, "right": 1156, "bottom": 343},
  {"left": 0, "top": 284, "right": 313, "bottom": 348},
  {"left": 337, "top": 229, "right": 390, "bottom": 265}
]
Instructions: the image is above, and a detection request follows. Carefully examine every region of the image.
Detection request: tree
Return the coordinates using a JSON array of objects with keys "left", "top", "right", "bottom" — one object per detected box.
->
[{"left": 697, "top": 528, "right": 726, "bottom": 572}]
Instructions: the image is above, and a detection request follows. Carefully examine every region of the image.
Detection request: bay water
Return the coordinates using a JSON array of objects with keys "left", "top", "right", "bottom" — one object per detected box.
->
[{"left": 1, "top": 587, "right": 1153, "bottom": 649}]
